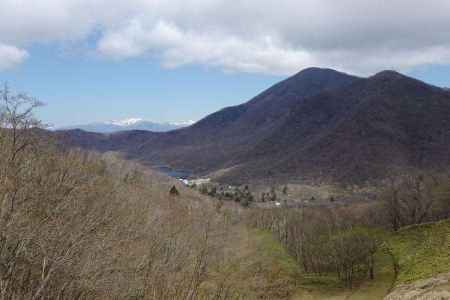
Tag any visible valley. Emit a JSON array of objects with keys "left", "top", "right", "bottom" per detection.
[
  {"left": 3, "top": 1, "right": 450, "bottom": 299},
  {"left": 1, "top": 67, "right": 450, "bottom": 299}
]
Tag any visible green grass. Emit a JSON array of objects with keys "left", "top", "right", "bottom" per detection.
[
  {"left": 254, "top": 229, "right": 299, "bottom": 276},
  {"left": 385, "top": 219, "right": 450, "bottom": 284}
]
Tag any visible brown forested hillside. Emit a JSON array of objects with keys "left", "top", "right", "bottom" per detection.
[{"left": 57, "top": 69, "right": 450, "bottom": 185}]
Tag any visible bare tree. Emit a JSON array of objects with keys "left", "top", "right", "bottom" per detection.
[
  {"left": 381, "top": 171, "right": 445, "bottom": 230},
  {"left": 0, "top": 86, "right": 237, "bottom": 299}
]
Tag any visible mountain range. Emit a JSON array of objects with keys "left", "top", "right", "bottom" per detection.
[
  {"left": 56, "top": 68, "right": 450, "bottom": 185},
  {"left": 57, "top": 118, "right": 194, "bottom": 133}
]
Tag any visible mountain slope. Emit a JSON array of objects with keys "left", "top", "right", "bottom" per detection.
[
  {"left": 58, "top": 68, "right": 450, "bottom": 184},
  {"left": 59, "top": 68, "right": 358, "bottom": 174},
  {"left": 221, "top": 71, "right": 450, "bottom": 183},
  {"left": 131, "top": 68, "right": 358, "bottom": 172}
]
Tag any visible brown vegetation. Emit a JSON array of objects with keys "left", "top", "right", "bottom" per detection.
[
  {"left": 0, "top": 86, "right": 237, "bottom": 299},
  {"left": 379, "top": 171, "right": 450, "bottom": 231}
]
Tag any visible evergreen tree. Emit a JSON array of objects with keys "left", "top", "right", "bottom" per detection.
[{"left": 169, "top": 185, "right": 180, "bottom": 196}]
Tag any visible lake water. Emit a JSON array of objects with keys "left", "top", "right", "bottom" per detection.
[{"left": 155, "top": 165, "right": 192, "bottom": 179}]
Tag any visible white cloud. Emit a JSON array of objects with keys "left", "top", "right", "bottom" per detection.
[
  {"left": 0, "top": 43, "right": 28, "bottom": 70},
  {"left": 97, "top": 20, "right": 313, "bottom": 74},
  {"left": 1, "top": 0, "right": 450, "bottom": 75}
]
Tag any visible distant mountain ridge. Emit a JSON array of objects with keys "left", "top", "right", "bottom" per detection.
[
  {"left": 57, "top": 68, "right": 450, "bottom": 185},
  {"left": 58, "top": 118, "right": 194, "bottom": 133}
]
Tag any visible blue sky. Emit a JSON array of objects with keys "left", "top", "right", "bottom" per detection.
[
  {"left": 1, "top": 1, "right": 450, "bottom": 127},
  {"left": 0, "top": 44, "right": 283, "bottom": 126}
]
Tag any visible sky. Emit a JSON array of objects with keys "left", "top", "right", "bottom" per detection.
[{"left": 0, "top": 0, "right": 450, "bottom": 127}]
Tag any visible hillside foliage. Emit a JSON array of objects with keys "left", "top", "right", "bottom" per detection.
[{"left": 0, "top": 86, "right": 237, "bottom": 299}]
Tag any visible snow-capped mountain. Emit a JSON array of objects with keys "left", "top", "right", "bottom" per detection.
[
  {"left": 58, "top": 118, "right": 195, "bottom": 133},
  {"left": 109, "top": 118, "right": 145, "bottom": 126}
]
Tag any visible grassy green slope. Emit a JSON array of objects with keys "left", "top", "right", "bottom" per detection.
[
  {"left": 216, "top": 219, "right": 450, "bottom": 299},
  {"left": 386, "top": 219, "right": 450, "bottom": 284}
]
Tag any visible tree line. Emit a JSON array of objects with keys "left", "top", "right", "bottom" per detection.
[{"left": 246, "top": 170, "right": 450, "bottom": 288}]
